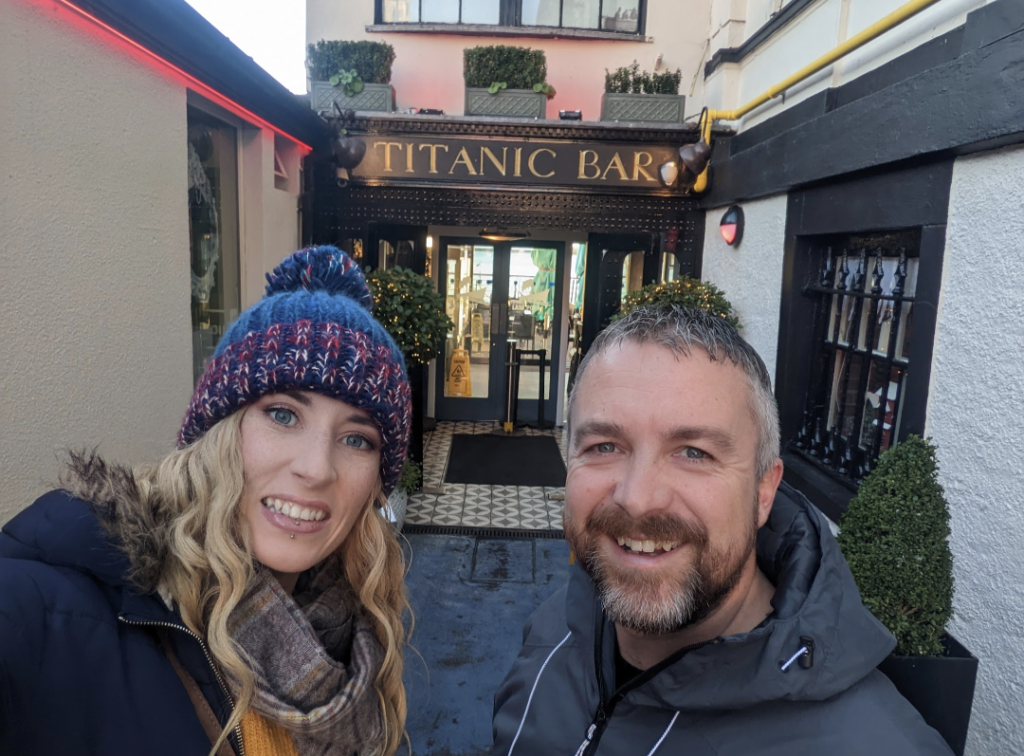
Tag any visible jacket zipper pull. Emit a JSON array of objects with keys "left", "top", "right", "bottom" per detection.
[{"left": 573, "top": 723, "right": 597, "bottom": 756}]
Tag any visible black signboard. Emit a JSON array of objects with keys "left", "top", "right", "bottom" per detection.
[{"left": 350, "top": 136, "right": 679, "bottom": 191}]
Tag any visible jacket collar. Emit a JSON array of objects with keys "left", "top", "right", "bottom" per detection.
[{"left": 564, "top": 481, "right": 897, "bottom": 711}]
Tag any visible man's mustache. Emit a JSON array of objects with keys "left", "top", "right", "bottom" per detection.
[{"left": 584, "top": 506, "right": 708, "bottom": 548}]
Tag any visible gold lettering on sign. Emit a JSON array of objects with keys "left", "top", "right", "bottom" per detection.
[
  {"left": 418, "top": 143, "right": 449, "bottom": 174},
  {"left": 528, "top": 148, "right": 556, "bottom": 178},
  {"left": 374, "top": 142, "right": 404, "bottom": 172},
  {"left": 406, "top": 143, "right": 415, "bottom": 173},
  {"left": 602, "top": 152, "right": 630, "bottom": 181},
  {"left": 449, "top": 147, "right": 478, "bottom": 175},
  {"left": 480, "top": 146, "right": 508, "bottom": 176},
  {"left": 633, "top": 151, "right": 655, "bottom": 182},
  {"left": 513, "top": 147, "right": 523, "bottom": 177},
  {"left": 578, "top": 150, "right": 600, "bottom": 179}
]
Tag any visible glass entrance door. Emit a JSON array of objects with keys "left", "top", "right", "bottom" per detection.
[{"left": 436, "top": 238, "right": 565, "bottom": 423}]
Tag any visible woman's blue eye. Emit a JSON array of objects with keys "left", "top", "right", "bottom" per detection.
[
  {"left": 344, "top": 434, "right": 371, "bottom": 450},
  {"left": 268, "top": 408, "right": 298, "bottom": 426}
]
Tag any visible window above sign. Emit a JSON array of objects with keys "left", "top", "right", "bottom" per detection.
[{"left": 374, "top": 0, "right": 646, "bottom": 36}]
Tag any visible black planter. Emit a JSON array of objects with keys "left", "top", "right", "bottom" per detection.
[{"left": 878, "top": 634, "right": 978, "bottom": 756}]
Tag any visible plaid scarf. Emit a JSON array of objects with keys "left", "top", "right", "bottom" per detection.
[{"left": 226, "top": 559, "right": 385, "bottom": 756}]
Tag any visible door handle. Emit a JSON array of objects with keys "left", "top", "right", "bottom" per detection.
[{"left": 491, "top": 301, "right": 507, "bottom": 343}]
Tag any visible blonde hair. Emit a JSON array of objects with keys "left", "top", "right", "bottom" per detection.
[{"left": 64, "top": 409, "right": 409, "bottom": 756}]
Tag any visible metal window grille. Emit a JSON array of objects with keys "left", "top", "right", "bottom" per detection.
[{"left": 792, "top": 237, "right": 920, "bottom": 484}]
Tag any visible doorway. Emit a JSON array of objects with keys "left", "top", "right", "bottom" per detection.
[{"left": 435, "top": 237, "right": 565, "bottom": 423}]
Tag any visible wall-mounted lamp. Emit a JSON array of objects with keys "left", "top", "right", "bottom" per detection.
[
  {"left": 719, "top": 205, "right": 744, "bottom": 246},
  {"left": 479, "top": 228, "right": 531, "bottom": 242},
  {"left": 426, "top": 235, "right": 433, "bottom": 250},
  {"left": 657, "top": 140, "right": 712, "bottom": 191}
]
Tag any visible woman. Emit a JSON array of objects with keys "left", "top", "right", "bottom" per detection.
[{"left": 0, "top": 246, "right": 412, "bottom": 756}]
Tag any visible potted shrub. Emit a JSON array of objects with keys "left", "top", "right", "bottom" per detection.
[
  {"left": 307, "top": 40, "right": 396, "bottom": 114},
  {"left": 601, "top": 60, "right": 685, "bottom": 123},
  {"left": 365, "top": 266, "right": 454, "bottom": 467},
  {"left": 838, "top": 435, "right": 978, "bottom": 756},
  {"left": 463, "top": 45, "right": 555, "bottom": 119},
  {"left": 613, "top": 276, "right": 740, "bottom": 329},
  {"left": 385, "top": 460, "right": 422, "bottom": 529}
]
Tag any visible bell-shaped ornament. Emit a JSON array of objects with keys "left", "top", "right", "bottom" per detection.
[
  {"left": 678, "top": 140, "right": 711, "bottom": 176},
  {"left": 333, "top": 136, "right": 367, "bottom": 170}
]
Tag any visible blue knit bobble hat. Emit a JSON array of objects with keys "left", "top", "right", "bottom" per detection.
[{"left": 179, "top": 246, "right": 411, "bottom": 496}]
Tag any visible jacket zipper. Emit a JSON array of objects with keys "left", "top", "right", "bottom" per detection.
[
  {"left": 578, "top": 610, "right": 719, "bottom": 756},
  {"left": 117, "top": 616, "right": 246, "bottom": 756}
]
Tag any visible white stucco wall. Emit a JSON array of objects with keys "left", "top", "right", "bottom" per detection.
[
  {"left": 238, "top": 126, "right": 303, "bottom": 307},
  {"left": 705, "top": 0, "right": 993, "bottom": 129},
  {"left": 926, "top": 145, "right": 1024, "bottom": 756},
  {"left": 0, "top": 0, "right": 193, "bottom": 523},
  {"left": 0, "top": 0, "right": 303, "bottom": 524},
  {"left": 307, "top": 0, "right": 711, "bottom": 118},
  {"left": 701, "top": 194, "right": 788, "bottom": 384}
]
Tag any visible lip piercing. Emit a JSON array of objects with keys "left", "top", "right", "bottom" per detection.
[{"left": 289, "top": 534, "right": 295, "bottom": 539}]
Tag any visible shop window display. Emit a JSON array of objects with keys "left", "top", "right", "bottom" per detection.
[{"left": 187, "top": 107, "right": 240, "bottom": 383}]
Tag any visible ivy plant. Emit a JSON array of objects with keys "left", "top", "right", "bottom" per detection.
[
  {"left": 837, "top": 435, "right": 955, "bottom": 656},
  {"left": 614, "top": 276, "right": 740, "bottom": 330},
  {"left": 365, "top": 266, "right": 454, "bottom": 366},
  {"left": 329, "top": 69, "right": 364, "bottom": 97}
]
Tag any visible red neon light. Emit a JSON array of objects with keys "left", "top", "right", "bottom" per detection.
[
  {"left": 54, "top": 0, "right": 312, "bottom": 153},
  {"left": 720, "top": 223, "right": 738, "bottom": 245}
]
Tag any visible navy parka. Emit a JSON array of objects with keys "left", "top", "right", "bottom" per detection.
[{"left": 0, "top": 490, "right": 241, "bottom": 755}]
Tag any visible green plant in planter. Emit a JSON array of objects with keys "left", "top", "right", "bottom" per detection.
[
  {"left": 464, "top": 45, "right": 556, "bottom": 98},
  {"left": 397, "top": 460, "right": 423, "bottom": 495},
  {"left": 604, "top": 60, "right": 682, "bottom": 94},
  {"left": 364, "top": 266, "right": 453, "bottom": 366},
  {"left": 328, "top": 69, "right": 364, "bottom": 97},
  {"left": 837, "top": 435, "right": 955, "bottom": 656},
  {"left": 613, "top": 277, "right": 740, "bottom": 330},
  {"left": 307, "top": 40, "right": 396, "bottom": 84}
]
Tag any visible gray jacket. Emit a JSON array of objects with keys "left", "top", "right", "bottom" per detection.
[{"left": 492, "top": 482, "right": 953, "bottom": 756}]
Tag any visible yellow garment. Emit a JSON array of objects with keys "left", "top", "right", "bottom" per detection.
[{"left": 241, "top": 709, "right": 300, "bottom": 756}]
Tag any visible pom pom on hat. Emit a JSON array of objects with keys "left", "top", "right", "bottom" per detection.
[
  {"left": 265, "top": 246, "right": 374, "bottom": 311},
  {"left": 179, "top": 245, "right": 411, "bottom": 495}
]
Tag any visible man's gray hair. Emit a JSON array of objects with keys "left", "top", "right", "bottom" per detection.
[{"left": 568, "top": 306, "right": 780, "bottom": 479}]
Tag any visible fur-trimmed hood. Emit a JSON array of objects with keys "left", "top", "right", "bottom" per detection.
[
  {"left": 0, "top": 484, "right": 242, "bottom": 756},
  {"left": 44, "top": 451, "right": 172, "bottom": 592}
]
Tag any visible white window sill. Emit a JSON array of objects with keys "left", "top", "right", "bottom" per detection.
[{"left": 366, "top": 23, "right": 652, "bottom": 43}]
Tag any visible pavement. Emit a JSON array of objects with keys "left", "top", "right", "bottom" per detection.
[{"left": 400, "top": 533, "right": 572, "bottom": 756}]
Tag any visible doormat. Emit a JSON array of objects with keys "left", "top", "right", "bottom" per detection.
[{"left": 444, "top": 434, "right": 567, "bottom": 487}]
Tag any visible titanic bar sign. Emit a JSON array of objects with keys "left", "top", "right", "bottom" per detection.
[{"left": 349, "top": 136, "right": 681, "bottom": 190}]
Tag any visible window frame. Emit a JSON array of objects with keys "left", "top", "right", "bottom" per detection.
[
  {"left": 774, "top": 162, "right": 950, "bottom": 521},
  {"left": 374, "top": 0, "right": 648, "bottom": 37}
]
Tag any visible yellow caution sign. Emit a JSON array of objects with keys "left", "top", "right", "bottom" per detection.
[{"left": 449, "top": 349, "right": 472, "bottom": 397}]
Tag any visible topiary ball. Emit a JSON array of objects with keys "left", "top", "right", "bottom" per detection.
[{"left": 837, "top": 435, "right": 954, "bottom": 656}]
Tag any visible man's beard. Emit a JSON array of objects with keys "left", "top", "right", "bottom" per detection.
[{"left": 564, "top": 504, "right": 757, "bottom": 635}]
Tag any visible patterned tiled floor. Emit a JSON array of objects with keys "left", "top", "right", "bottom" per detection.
[{"left": 404, "top": 421, "right": 567, "bottom": 530}]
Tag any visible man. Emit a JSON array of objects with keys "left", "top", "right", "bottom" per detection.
[{"left": 492, "top": 306, "right": 952, "bottom": 756}]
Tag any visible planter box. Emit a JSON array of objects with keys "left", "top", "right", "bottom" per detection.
[
  {"left": 878, "top": 634, "right": 978, "bottom": 756},
  {"left": 465, "top": 87, "right": 546, "bottom": 119},
  {"left": 385, "top": 489, "right": 408, "bottom": 530},
  {"left": 310, "top": 81, "right": 394, "bottom": 114},
  {"left": 600, "top": 93, "right": 686, "bottom": 123}
]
